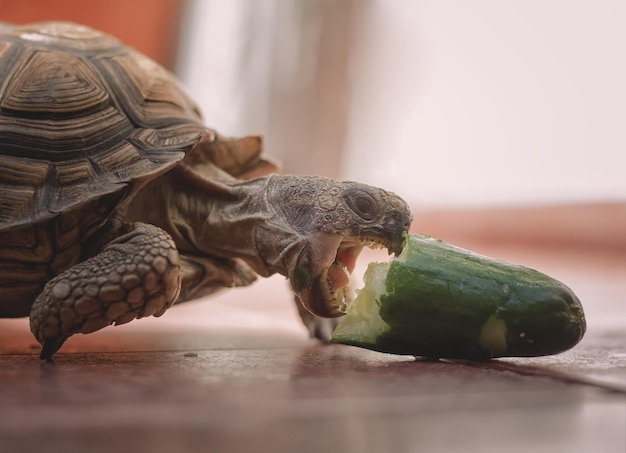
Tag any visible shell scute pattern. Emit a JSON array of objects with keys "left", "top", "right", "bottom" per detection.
[
  {"left": 0, "top": 49, "right": 111, "bottom": 117},
  {"left": 0, "top": 22, "right": 206, "bottom": 232},
  {"left": 0, "top": 22, "right": 208, "bottom": 317},
  {"left": 99, "top": 51, "right": 202, "bottom": 127}
]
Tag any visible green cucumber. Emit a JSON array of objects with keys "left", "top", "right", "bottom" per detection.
[{"left": 331, "top": 234, "right": 586, "bottom": 359}]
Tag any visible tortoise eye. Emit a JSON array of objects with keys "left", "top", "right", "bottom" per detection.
[{"left": 345, "top": 191, "right": 378, "bottom": 221}]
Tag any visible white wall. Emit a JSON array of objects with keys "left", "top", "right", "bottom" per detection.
[
  {"left": 342, "top": 0, "right": 626, "bottom": 207},
  {"left": 176, "top": 0, "right": 277, "bottom": 136},
  {"left": 178, "top": 0, "right": 626, "bottom": 208}
]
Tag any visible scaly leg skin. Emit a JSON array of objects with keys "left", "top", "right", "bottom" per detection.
[{"left": 30, "top": 223, "right": 181, "bottom": 360}]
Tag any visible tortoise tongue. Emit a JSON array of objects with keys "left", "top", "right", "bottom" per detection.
[
  {"left": 326, "top": 245, "right": 363, "bottom": 289},
  {"left": 327, "top": 261, "right": 350, "bottom": 289}
]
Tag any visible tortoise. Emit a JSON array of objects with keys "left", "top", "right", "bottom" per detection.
[{"left": 0, "top": 21, "right": 412, "bottom": 360}]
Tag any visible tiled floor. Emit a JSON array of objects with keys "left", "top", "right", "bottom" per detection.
[{"left": 0, "top": 243, "right": 624, "bottom": 453}]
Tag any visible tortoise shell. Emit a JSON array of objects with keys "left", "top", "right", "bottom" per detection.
[
  {"left": 0, "top": 22, "right": 209, "bottom": 316},
  {"left": 0, "top": 21, "right": 207, "bottom": 230}
]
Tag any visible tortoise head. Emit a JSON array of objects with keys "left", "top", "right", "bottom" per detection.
[
  {"left": 263, "top": 176, "right": 412, "bottom": 317},
  {"left": 131, "top": 151, "right": 412, "bottom": 318}
]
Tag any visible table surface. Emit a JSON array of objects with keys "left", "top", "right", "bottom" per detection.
[{"left": 0, "top": 243, "right": 624, "bottom": 453}]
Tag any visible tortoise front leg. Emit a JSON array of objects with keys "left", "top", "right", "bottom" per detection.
[{"left": 30, "top": 223, "right": 181, "bottom": 360}]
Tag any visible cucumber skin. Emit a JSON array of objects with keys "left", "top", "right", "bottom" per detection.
[{"left": 338, "top": 235, "right": 586, "bottom": 360}]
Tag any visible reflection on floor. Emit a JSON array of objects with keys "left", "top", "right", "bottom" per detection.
[{"left": 1, "top": 241, "right": 624, "bottom": 453}]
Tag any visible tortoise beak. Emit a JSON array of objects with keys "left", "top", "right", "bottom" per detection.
[
  {"left": 293, "top": 235, "right": 409, "bottom": 319},
  {"left": 292, "top": 261, "right": 351, "bottom": 318},
  {"left": 287, "top": 182, "right": 413, "bottom": 318}
]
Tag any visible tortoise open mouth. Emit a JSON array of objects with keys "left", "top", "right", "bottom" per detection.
[{"left": 296, "top": 236, "right": 403, "bottom": 318}]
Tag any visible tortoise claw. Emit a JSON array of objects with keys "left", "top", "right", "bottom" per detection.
[
  {"left": 40, "top": 337, "right": 67, "bottom": 360},
  {"left": 29, "top": 223, "right": 181, "bottom": 358}
]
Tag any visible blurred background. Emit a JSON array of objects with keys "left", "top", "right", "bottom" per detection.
[
  {"left": 176, "top": 0, "right": 625, "bottom": 208},
  {"left": 1, "top": 0, "right": 623, "bottom": 252},
  {"left": 175, "top": 0, "right": 626, "bottom": 252}
]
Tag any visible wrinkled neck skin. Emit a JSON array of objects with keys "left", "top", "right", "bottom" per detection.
[
  {"left": 180, "top": 173, "right": 308, "bottom": 279},
  {"left": 127, "top": 157, "right": 412, "bottom": 317},
  {"left": 128, "top": 163, "right": 309, "bottom": 279}
]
